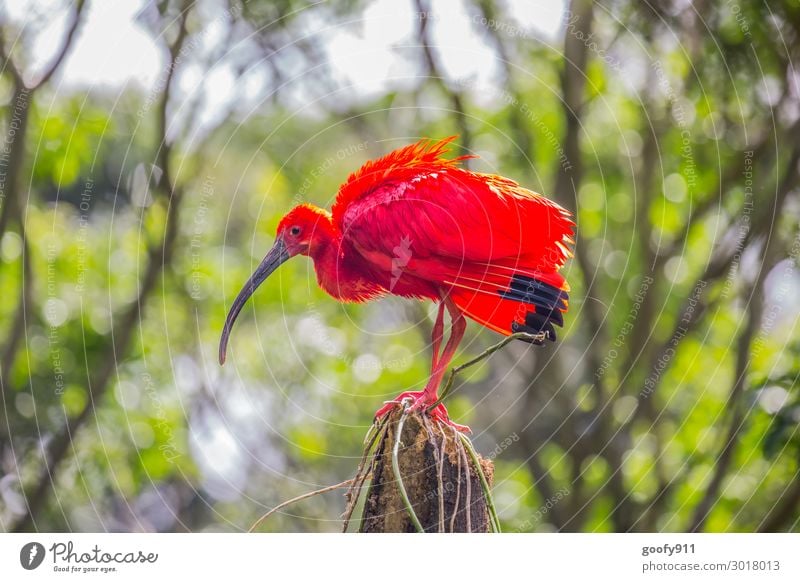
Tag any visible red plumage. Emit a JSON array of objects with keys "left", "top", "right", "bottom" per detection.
[{"left": 220, "top": 137, "right": 574, "bottom": 431}]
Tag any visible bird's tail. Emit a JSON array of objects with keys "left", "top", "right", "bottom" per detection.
[{"left": 446, "top": 264, "right": 569, "bottom": 344}]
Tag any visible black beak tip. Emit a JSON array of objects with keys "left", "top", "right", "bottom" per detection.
[{"left": 218, "top": 334, "right": 229, "bottom": 366}]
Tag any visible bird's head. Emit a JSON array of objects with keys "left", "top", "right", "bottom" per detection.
[
  {"left": 218, "top": 204, "right": 331, "bottom": 365},
  {"left": 276, "top": 203, "right": 333, "bottom": 256}
]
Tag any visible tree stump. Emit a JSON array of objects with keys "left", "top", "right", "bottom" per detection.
[{"left": 359, "top": 409, "right": 494, "bottom": 533}]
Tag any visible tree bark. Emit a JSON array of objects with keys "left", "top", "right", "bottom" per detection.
[{"left": 360, "top": 410, "right": 494, "bottom": 533}]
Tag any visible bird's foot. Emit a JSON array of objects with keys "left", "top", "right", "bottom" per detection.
[
  {"left": 373, "top": 390, "right": 471, "bottom": 434},
  {"left": 426, "top": 404, "right": 472, "bottom": 434},
  {"left": 373, "top": 390, "right": 424, "bottom": 419}
]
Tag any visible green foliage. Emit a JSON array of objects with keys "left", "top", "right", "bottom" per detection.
[{"left": 1, "top": 0, "right": 799, "bottom": 534}]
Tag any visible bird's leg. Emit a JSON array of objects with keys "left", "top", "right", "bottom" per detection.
[
  {"left": 406, "top": 297, "right": 465, "bottom": 410},
  {"left": 414, "top": 297, "right": 470, "bottom": 432},
  {"left": 375, "top": 297, "right": 470, "bottom": 433},
  {"left": 430, "top": 301, "right": 446, "bottom": 374},
  {"left": 373, "top": 302, "right": 446, "bottom": 420}
]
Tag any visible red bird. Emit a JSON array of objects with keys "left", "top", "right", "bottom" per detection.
[{"left": 219, "top": 137, "right": 573, "bottom": 431}]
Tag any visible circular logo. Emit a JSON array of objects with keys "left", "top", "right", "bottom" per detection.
[{"left": 20, "top": 542, "right": 46, "bottom": 570}]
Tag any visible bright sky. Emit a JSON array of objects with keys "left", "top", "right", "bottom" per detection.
[{"left": 8, "top": 0, "right": 566, "bottom": 97}]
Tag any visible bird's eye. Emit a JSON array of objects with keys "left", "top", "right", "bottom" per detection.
[{"left": 290, "top": 226, "right": 301, "bottom": 236}]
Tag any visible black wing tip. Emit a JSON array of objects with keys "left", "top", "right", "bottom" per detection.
[
  {"left": 504, "top": 274, "right": 569, "bottom": 308},
  {"left": 503, "top": 275, "right": 567, "bottom": 344}
]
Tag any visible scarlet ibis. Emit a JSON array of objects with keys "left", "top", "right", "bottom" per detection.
[{"left": 219, "top": 137, "right": 573, "bottom": 431}]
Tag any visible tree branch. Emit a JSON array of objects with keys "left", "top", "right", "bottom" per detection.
[
  {"left": 0, "top": 83, "right": 32, "bottom": 264},
  {"left": 758, "top": 473, "right": 800, "bottom": 532},
  {"left": 0, "top": 228, "right": 32, "bottom": 451},
  {"left": 552, "top": 0, "right": 638, "bottom": 532},
  {"left": 413, "top": 0, "right": 472, "bottom": 160},
  {"left": 554, "top": 0, "right": 607, "bottom": 407},
  {"left": 688, "top": 147, "right": 800, "bottom": 531},
  {"left": 630, "top": 140, "right": 800, "bottom": 422},
  {"left": 31, "top": 0, "right": 87, "bottom": 89},
  {"left": 0, "top": 26, "right": 23, "bottom": 86},
  {"left": 471, "top": 0, "right": 533, "bottom": 162},
  {"left": 687, "top": 248, "right": 775, "bottom": 532},
  {"left": 0, "top": 227, "right": 32, "bottom": 394},
  {"left": 11, "top": 1, "right": 193, "bottom": 532}
]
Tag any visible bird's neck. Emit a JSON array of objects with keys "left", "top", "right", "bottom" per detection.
[
  {"left": 306, "top": 212, "right": 341, "bottom": 277},
  {"left": 306, "top": 211, "right": 339, "bottom": 260},
  {"left": 306, "top": 214, "right": 377, "bottom": 301}
]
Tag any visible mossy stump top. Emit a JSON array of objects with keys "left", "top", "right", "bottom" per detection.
[{"left": 359, "top": 409, "right": 494, "bottom": 533}]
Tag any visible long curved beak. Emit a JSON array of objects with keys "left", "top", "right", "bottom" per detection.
[{"left": 219, "top": 237, "right": 290, "bottom": 365}]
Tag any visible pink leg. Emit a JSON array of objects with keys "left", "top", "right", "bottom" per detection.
[
  {"left": 430, "top": 301, "right": 445, "bottom": 374},
  {"left": 374, "top": 295, "right": 470, "bottom": 433},
  {"left": 408, "top": 295, "right": 465, "bottom": 410}
]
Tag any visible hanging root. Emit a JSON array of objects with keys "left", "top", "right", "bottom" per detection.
[
  {"left": 249, "top": 479, "right": 354, "bottom": 532},
  {"left": 341, "top": 413, "right": 391, "bottom": 532},
  {"left": 421, "top": 414, "right": 447, "bottom": 532},
  {"left": 392, "top": 400, "right": 425, "bottom": 532},
  {"left": 460, "top": 432, "right": 502, "bottom": 532},
  {"left": 449, "top": 424, "right": 462, "bottom": 532},
  {"left": 459, "top": 430, "right": 473, "bottom": 532}
]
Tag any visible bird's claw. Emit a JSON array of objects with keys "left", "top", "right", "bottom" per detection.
[
  {"left": 374, "top": 393, "right": 415, "bottom": 420},
  {"left": 425, "top": 402, "right": 472, "bottom": 434},
  {"left": 373, "top": 390, "right": 471, "bottom": 434}
]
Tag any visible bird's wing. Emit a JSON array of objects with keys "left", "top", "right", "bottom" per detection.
[
  {"left": 331, "top": 137, "right": 574, "bottom": 339},
  {"left": 333, "top": 162, "right": 574, "bottom": 273},
  {"left": 331, "top": 136, "right": 468, "bottom": 223}
]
